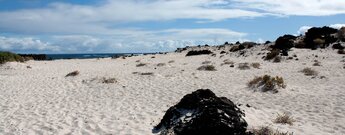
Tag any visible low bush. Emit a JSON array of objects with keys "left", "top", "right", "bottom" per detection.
[
  {"left": 300, "top": 68, "right": 318, "bottom": 76},
  {"left": 273, "top": 113, "right": 295, "bottom": 126},
  {"left": 247, "top": 75, "right": 286, "bottom": 93},
  {"left": 251, "top": 63, "right": 261, "bottom": 69},
  {"left": 136, "top": 63, "right": 147, "bottom": 67},
  {"left": 273, "top": 56, "right": 282, "bottom": 63},
  {"left": 265, "top": 49, "right": 280, "bottom": 61},
  {"left": 313, "top": 61, "right": 321, "bottom": 66},
  {"left": 238, "top": 63, "right": 250, "bottom": 70},
  {"left": 0, "top": 51, "right": 24, "bottom": 64},
  {"left": 252, "top": 126, "right": 294, "bottom": 135},
  {"left": 157, "top": 63, "right": 166, "bottom": 67},
  {"left": 230, "top": 45, "right": 245, "bottom": 52},
  {"left": 221, "top": 59, "right": 234, "bottom": 66},
  {"left": 197, "top": 65, "right": 216, "bottom": 71},
  {"left": 202, "top": 61, "right": 212, "bottom": 64},
  {"left": 140, "top": 72, "right": 154, "bottom": 75},
  {"left": 101, "top": 77, "right": 117, "bottom": 84}
]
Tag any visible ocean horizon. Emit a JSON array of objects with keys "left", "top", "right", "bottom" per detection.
[{"left": 45, "top": 53, "right": 153, "bottom": 60}]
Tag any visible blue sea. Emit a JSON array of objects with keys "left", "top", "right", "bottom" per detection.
[{"left": 46, "top": 53, "right": 149, "bottom": 60}]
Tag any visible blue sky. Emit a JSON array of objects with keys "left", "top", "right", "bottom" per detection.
[{"left": 0, "top": 0, "right": 345, "bottom": 54}]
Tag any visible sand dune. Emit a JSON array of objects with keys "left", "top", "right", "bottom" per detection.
[{"left": 1, "top": 46, "right": 345, "bottom": 134}]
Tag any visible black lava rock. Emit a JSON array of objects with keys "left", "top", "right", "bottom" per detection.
[
  {"left": 332, "top": 43, "right": 345, "bottom": 50},
  {"left": 273, "top": 34, "right": 296, "bottom": 52},
  {"left": 153, "top": 89, "right": 251, "bottom": 135},
  {"left": 304, "top": 26, "right": 338, "bottom": 49},
  {"left": 186, "top": 50, "right": 213, "bottom": 56}
]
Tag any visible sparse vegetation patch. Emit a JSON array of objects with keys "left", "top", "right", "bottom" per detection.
[
  {"left": 273, "top": 113, "right": 295, "bottom": 126},
  {"left": 197, "top": 65, "right": 216, "bottom": 71},
  {"left": 251, "top": 63, "right": 261, "bottom": 69},
  {"left": 136, "top": 63, "right": 147, "bottom": 67},
  {"left": 157, "top": 63, "right": 166, "bottom": 67},
  {"left": 0, "top": 51, "right": 24, "bottom": 64},
  {"left": 252, "top": 126, "right": 294, "bottom": 135},
  {"left": 238, "top": 63, "right": 250, "bottom": 70},
  {"left": 247, "top": 75, "right": 286, "bottom": 93},
  {"left": 300, "top": 68, "right": 318, "bottom": 76}
]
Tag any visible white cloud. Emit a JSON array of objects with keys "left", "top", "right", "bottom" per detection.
[
  {"left": 0, "top": 28, "right": 246, "bottom": 53},
  {"left": 329, "top": 24, "right": 345, "bottom": 29},
  {"left": 0, "top": 0, "right": 265, "bottom": 34},
  {"left": 297, "top": 24, "right": 345, "bottom": 35},
  {"left": 0, "top": 36, "right": 60, "bottom": 53},
  {"left": 297, "top": 26, "right": 313, "bottom": 35},
  {"left": 231, "top": 0, "right": 345, "bottom": 16}
]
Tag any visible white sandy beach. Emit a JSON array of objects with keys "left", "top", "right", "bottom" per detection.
[{"left": 1, "top": 46, "right": 345, "bottom": 135}]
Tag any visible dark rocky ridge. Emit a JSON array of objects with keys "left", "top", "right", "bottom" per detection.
[{"left": 153, "top": 89, "right": 252, "bottom": 135}]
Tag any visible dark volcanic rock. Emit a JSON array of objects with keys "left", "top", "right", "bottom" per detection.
[
  {"left": 304, "top": 26, "right": 338, "bottom": 49},
  {"left": 153, "top": 89, "right": 251, "bottom": 135},
  {"left": 273, "top": 34, "right": 296, "bottom": 52},
  {"left": 185, "top": 50, "right": 213, "bottom": 56},
  {"left": 332, "top": 43, "right": 345, "bottom": 50}
]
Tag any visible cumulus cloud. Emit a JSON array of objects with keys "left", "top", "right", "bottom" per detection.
[
  {"left": 329, "top": 24, "right": 345, "bottom": 29},
  {"left": 297, "top": 26, "right": 313, "bottom": 35},
  {"left": 231, "top": 0, "right": 345, "bottom": 16},
  {"left": 0, "top": 36, "right": 60, "bottom": 53},
  {"left": 0, "top": 0, "right": 265, "bottom": 34},
  {"left": 0, "top": 28, "right": 245, "bottom": 53},
  {"left": 297, "top": 24, "right": 345, "bottom": 35}
]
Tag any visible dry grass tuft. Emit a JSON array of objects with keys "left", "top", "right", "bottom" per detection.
[
  {"left": 221, "top": 59, "right": 234, "bottom": 66},
  {"left": 300, "top": 68, "right": 318, "bottom": 76},
  {"left": 248, "top": 75, "right": 286, "bottom": 93},
  {"left": 252, "top": 126, "right": 294, "bottom": 135},
  {"left": 139, "top": 72, "right": 154, "bottom": 75},
  {"left": 65, "top": 70, "right": 80, "bottom": 77},
  {"left": 157, "top": 63, "right": 166, "bottom": 67},
  {"left": 202, "top": 61, "right": 212, "bottom": 64},
  {"left": 273, "top": 113, "right": 295, "bottom": 126},
  {"left": 101, "top": 77, "right": 117, "bottom": 84},
  {"left": 313, "top": 62, "right": 321, "bottom": 66},
  {"left": 238, "top": 63, "right": 250, "bottom": 70},
  {"left": 273, "top": 56, "right": 282, "bottom": 63},
  {"left": 265, "top": 49, "right": 280, "bottom": 61},
  {"left": 251, "top": 63, "right": 261, "bottom": 69},
  {"left": 136, "top": 63, "right": 147, "bottom": 67},
  {"left": 197, "top": 65, "right": 216, "bottom": 71}
]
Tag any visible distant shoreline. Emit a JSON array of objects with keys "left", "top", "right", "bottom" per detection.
[{"left": 18, "top": 53, "right": 160, "bottom": 60}]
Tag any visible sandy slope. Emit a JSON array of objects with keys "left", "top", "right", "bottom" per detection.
[{"left": 0, "top": 46, "right": 345, "bottom": 135}]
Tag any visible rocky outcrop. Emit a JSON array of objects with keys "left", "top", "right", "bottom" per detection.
[
  {"left": 153, "top": 89, "right": 251, "bottom": 135},
  {"left": 185, "top": 50, "right": 213, "bottom": 56},
  {"left": 273, "top": 35, "right": 296, "bottom": 54},
  {"left": 304, "top": 26, "right": 338, "bottom": 49}
]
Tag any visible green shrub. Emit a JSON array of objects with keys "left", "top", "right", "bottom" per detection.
[{"left": 0, "top": 51, "right": 24, "bottom": 64}]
